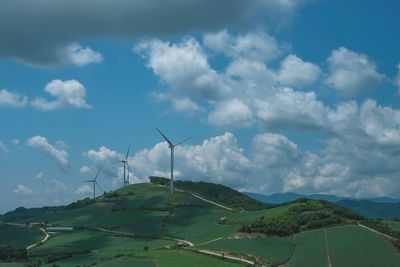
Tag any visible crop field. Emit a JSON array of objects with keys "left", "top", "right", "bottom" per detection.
[
  {"left": 327, "top": 225, "right": 400, "bottom": 267},
  {"left": 0, "top": 223, "right": 43, "bottom": 247},
  {"left": 196, "top": 236, "right": 294, "bottom": 265},
  {"left": 136, "top": 249, "right": 245, "bottom": 267},
  {"left": 287, "top": 228, "right": 328, "bottom": 267},
  {"left": 166, "top": 207, "right": 239, "bottom": 244},
  {"left": 31, "top": 229, "right": 174, "bottom": 256}
]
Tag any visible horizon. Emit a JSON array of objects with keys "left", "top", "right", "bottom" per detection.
[{"left": 1, "top": 0, "right": 400, "bottom": 214}]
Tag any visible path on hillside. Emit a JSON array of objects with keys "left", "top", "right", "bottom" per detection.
[
  {"left": 357, "top": 223, "right": 398, "bottom": 240},
  {"left": 324, "top": 228, "right": 332, "bottom": 267},
  {"left": 188, "top": 248, "right": 269, "bottom": 267},
  {"left": 91, "top": 226, "right": 194, "bottom": 247},
  {"left": 26, "top": 228, "right": 50, "bottom": 250},
  {"left": 189, "top": 192, "right": 233, "bottom": 211}
]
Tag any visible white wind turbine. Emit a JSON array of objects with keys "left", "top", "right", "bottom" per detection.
[
  {"left": 155, "top": 128, "right": 192, "bottom": 194},
  {"left": 83, "top": 168, "right": 103, "bottom": 199},
  {"left": 119, "top": 145, "right": 130, "bottom": 187}
]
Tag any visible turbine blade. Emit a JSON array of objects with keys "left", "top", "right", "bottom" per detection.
[
  {"left": 127, "top": 164, "right": 130, "bottom": 184},
  {"left": 94, "top": 168, "right": 101, "bottom": 181},
  {"left": 83, "top": 180, "right": 94, "bottom": 183},
  {"left": 125, "top": 144, "right": 130, "bottom": 160},
  {"left": 155, "top": 128, "right": 173, "bottom": 146},
  {"left": 174, "top": 136, "right": 193, "bottom": 146},
  {"left": 96, "top": 182, "right": 104, "bottom": 193}
]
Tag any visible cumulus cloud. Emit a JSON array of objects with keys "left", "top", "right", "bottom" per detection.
[
  {"left": 135, "top": 38, "right": 230, "bottom": 100},
  {"left": 79, "top": 165, "right": 92, "bottom": 174},
  {"left": 0, "top": 89, "right": 28, "bottom": 108},
  {"left": 12, "top": 139, "right": 20, "bottom": 145},
  {"left": 36, "top": 172, "right": 44, "bottom": 180},
  {"left": 75, "top": 184, "right": 93, "bottom": 195},
  {"left": 45, "top": 180, "right": 68, "bottom": 194},
  {"left": 204, "top": 30, "right": 283, "bottom": 61},
  {"left": 26, "top": 136, "right": 69, "bottom": 168},
  {"left": 208, "top": 99, "right": 254, "bottom": 128},
  {"left": 277, "top": 54, "right": 321, "bottom": 86},
  {"left": 13, "top": 185, "right": 34, "bottom": 196},
  {"left": 0, "top": 0, "right": 308, "bottom": 66},
  {"left": 61, "top": 44, "right": 103, "bottom": 66},
  {"left": 326, "top": 47, "right": 384, "bottom": 95},
  {"left": 31, "top": 80, "right": 90, "bottom": 111}
]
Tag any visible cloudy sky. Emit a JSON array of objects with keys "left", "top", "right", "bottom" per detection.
[{"left": 1, "top": 0, "right": 400, "bottom": 213}]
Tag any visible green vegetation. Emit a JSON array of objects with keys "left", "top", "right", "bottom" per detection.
[
  {"left": 388, "top": 220, "right": 400, "bottom": 232},
  {"left": 328, "top": 225, "right": 400, "bottom": 267},
  {"left": 0, "top": 223, "right": 43, "bottom": 247},
  {"left": 240, "top": 199, "right": 362, "bottom": 236},
  {"left": 287, "top": 228, "right": 328, "bottom": 267},
  {"left": 0, "top": 245, "right": 27, "bottom": 261},
  {"left": 136, "top": 249, "right": 245, "bottom": 267},
  {"left": 149, "top": 176, "right": 269, "bottom": 210},
  {"left": 196, "top": 237, "right": 294, "bottom": 265}
]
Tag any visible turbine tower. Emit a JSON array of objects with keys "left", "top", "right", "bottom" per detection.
[
  {"left": 119, "top": 145, "right": 130, "bottom": 187},
  {"left": 155, "top": 128, "right": 191, "bottom": 194},
  {"left": 83, "top": 168, "right": 103, "bottom": 199}
]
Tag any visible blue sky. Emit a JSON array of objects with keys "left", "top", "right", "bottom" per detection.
[{"left": 1, "top": 0, "right": 400, "bottom": 213}]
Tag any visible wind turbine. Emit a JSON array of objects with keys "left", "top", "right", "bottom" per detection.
[
  {"left": 155, "top": 128, "right": 192, "bottom": 194},
  {"left": 83, "top": 168, "right": 103, "bottom": 199},
  {"left": 119, "top": 145, "right": 130, "bottom": 187}
]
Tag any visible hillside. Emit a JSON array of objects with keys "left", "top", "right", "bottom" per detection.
[
  {"left": 0, "top": 181, "right": 399, "bottom": 267},
  {"left": 246, "top": 192, "right": 400, "bottom": 220}
]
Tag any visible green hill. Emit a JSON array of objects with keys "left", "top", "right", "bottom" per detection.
[{"left": 0, "top": 180, "right": 399, "bottom": 267}]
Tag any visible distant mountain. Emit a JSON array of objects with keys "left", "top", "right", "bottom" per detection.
[
  {"left": 336, "top": 199, "right": 400, "bottom": 220},
  {"left": 244, "top": 192, "right": 400, "bottom": 220}
]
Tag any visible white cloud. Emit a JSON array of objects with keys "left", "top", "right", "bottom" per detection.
[
  {"left": 152, "top": 92, "right": 202, "bottom": 113},
  {"left": 12, "top": 139, "right": 20, "bottom": 145},
  {"left": 75, "top": 184, "right": 92, "bottom": 195},
  {"left": 62, "top": 43, "right": 103, "bottom": 66},
  {"left": 255, "top": 88, "right": 328, "bottom": 130},
  {"left": 0, "top": 89, "right": 28, "bottom": 108},
  {"left": 13, "top": 185, "right": 34, "bottom": 196},
  {"left": 26, "top": 136, "right": 69, "bottom": 167},
  {"left": 31, "top": 80, "right": 90, "bottom": 111},
  {"left": 79, "top": 165, "right": 92, "bottom": 174},
  {"left": 36, "top": 172, "right": 44, "bottom": 180},
  {"left": 204, "top": 30, "right": 283, "bottom": 62},
  {"left": 326, "top": 47, "right": 384, "bottom": 95},
  {"left": 134, "top": 38, "right": 230, "bottom": 100},
  {"left": 129, "top": 132, "right": 252, "bottom": 187},
  {"left": 277, "top": 54, "right": 321, "bottom": 86},
  {"left": 208, "top": 99, "right": 254, "bottom": 128}
]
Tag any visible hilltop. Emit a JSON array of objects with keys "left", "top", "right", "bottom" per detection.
[{"left": 0, "top": 178, "right": 399, "bottom": 267}]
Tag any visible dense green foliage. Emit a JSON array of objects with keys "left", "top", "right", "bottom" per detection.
[
  {"left": 0, "top": 245, "right": 27, "bottom": 261},
  {"left": 0, "top": 224, "right": 43, "bottom": 248},
  {"left": 240, "top": 199, "right": 362, "bottom": 236},
  {"left": 65, "top": 198, "right": 95, "bottom": 209},
  {"left": 149, "top": 176, "right": 269, "bottom": 210}
]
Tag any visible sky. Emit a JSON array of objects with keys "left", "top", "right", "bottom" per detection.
[{"left": 1, "top": 0, "right": 400, "bottom": 213}]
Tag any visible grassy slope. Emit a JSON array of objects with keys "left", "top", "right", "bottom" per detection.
[
  {"left": 327, "top": 225, "right": 400, "bottom": 267},
  {"left": 287, "top": 228, "right": 328, "bottom": 267},
  {"left": 196, "top": 237, "right": 294, "bottom": 265},
  {"left": 0, "top": 223, "right": 43, "bottom": 247},
  {"left": 136, "top": 249, "right": 245, "bottom": 267},
  {"left": 388, "top": 221, "right": 400, "bottom": 232}
]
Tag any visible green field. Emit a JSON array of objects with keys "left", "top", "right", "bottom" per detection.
[
  {"left": 136, "top": 249, "right": 245, "bottom": 267},
  {"left": 388, "top": 221, "right": 400, "bottom": 232},
  {"left": 287, "top": 228, "right": 328, "bottom": 267},
  {"left": 327, "top": 225, "right": 400, "bottom": 267},
  {"left": 0, "top": 223, "right": 43, "bottom": 247},
  {"left": 224, "top": 205, "right": 290, "bottom": 224},
  {"left": 196, "top": 236, "right": 294, "bottom": 265}
]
